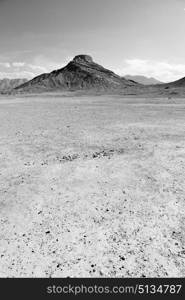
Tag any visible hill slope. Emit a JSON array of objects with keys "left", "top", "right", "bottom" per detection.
[
  {"left": 162, "top": 77, "right": 185, "bottom": 87},
  {"left": 15, "top": 55, "right": 138, "bottom": 93}
]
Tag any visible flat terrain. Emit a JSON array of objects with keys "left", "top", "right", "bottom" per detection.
[{"left": 0, "top": 94, "right": 185, "bottom": 277}]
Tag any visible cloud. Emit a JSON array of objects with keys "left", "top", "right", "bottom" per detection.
[
  {"left": 116, "top": 59, "right": 185, "bottom": 82},
  {"left": 12, "top": 61, "right": 46, "bottom": 72},
  {"left": 0, "top": 57, "right": 58, "bottom": 79},
  {"left": 0, "top": 62, "right": 11, "bottom": 68},
  {"left": 0, "top": 54, "right": 72, "bottom": 79},
  {"left": 27, "top": 64, "right": 47, "bottom": 72},
  {"left": 12, "top": 62, "right": 25, "bottom": 67},
  {"left": 0, "top": 61, "right": 39, "bottom": 79},
  {"left": 0, "top": 71, "right": 35, "bottom": 79}
]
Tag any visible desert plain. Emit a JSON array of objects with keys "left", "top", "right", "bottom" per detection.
[{"left": 0, "top": 94, "right": 185, "bottom": 277}]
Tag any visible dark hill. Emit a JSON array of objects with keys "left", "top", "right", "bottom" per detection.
[{"left": 14, "top": 55, "right": 138, "bottom": 93}]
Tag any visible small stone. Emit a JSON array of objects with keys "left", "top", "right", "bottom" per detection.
[{"left": 119, "top": 256, "right": 125, "bottom": 261}]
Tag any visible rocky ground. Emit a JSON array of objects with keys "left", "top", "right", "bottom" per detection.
[{"left": 0, "top": 94, "right": 185, "bottom": 277}]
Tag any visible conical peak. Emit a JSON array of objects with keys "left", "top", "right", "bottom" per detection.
[{"left": 73, "top": 55, "right": 93, "bottom": 64}]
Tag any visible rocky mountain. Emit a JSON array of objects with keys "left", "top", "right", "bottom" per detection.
[
  {"left": 124, "top": 75, "right": 162, "bottom": 85},
  {"left": 14, "top": 55, "right": 138, "bottom": 93},
  {"left": 0, "top": 78, "right": 28, "bottom": 92}
]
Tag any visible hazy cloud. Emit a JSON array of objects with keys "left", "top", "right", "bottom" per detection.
[
  {"left": 12, "top": 62, "right": 25, "bottom": 67},
  {"left": 12, "top": 61, "right": 46, "bottom": 72},
  {"left": 117, "top": 59, "right": 185, "bottom": 82},
  {"left": 0, "top": 71, "right": 35, "bottom": 79},
  {"left": 27, "top": 64, "right": 47, "bottom": 72},
  {"left": 0, "top": 55, "right": 69, "bottom": 79},
  {"left": 0, "top": 61, "right": 41, "bottom": 79},
  {"left": 0, "top": 62, "right": 11, "bottom": 68}
]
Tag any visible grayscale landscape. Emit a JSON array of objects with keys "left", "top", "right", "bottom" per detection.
[{"left": 1, "top": 0, "right": 185, "bottom": 280}]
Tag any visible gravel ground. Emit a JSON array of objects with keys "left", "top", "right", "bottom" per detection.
[{"left": 0, "top": 94, "right": 185, "bottom": 277}]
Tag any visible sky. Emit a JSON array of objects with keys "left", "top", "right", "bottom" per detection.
[{"left": 1, "top": 0, "right": 185, "bottom": 82}]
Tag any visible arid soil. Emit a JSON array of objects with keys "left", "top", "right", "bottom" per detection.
[{"left": 0, "top": 94, "right": 185, "bottom": 277}]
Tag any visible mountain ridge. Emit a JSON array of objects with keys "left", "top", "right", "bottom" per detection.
[
  {"left": 124, "top": 75, "right": 162, "bottom": 85},
  {"left": 0, "top": 78, "right": 28, "bottom": 92}
]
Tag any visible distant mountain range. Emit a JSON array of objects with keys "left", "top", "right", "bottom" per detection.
[
  {"left": 124, "top": 75, "right": 162, "bottom": 85},
  {"left": 0, "top": 78, "right": 28, "bottom": 92},
  {"left": 14, "top": 55, "right": 138, "bottom": 93}
]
